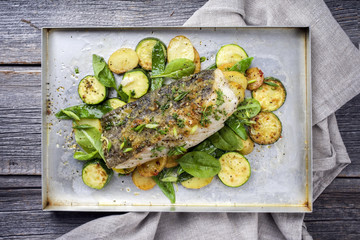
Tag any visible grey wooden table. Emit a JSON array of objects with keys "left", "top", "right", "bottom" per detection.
[{"left": 0, "top": 0, "right": 359, "bottom": 239}]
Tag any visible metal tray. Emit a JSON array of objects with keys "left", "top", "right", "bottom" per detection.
[{"left": 41, "top": 27, "right": 312, "bottom": 212}]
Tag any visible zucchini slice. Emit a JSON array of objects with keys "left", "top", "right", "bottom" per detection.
[
  {"left": 252, "top": 77, "right": 286, "bottom": 111},
  {"left": 249, "top": 112, "right": 282, "bottom": 145},
  {"left": 181, "top": 176, "right": 213, "bottom": 189},
  {"left": 167, "top": 35, "right": 195, "bottom": 62},
  {"left": 108, "top": 48, "right": 139, "bottom": 74},
  {"left": 246, "top": 67, "right": 264, "bottom": 91},
  {"left": 78, "top": 75, "right": 107, "bottom": 105},
  {"left": 216, "top": 44, "right": 248, "bottom": 67},
  {"left": 135, "top": 38, "right": 167, "bottom": 70},
  {"left": 120, "top": 69, "right": 149, "bottom": 98},
  {"left": 82, "top": 159, "right": 113, "bottom": 189},
  {"left": 193, "top": 47, "right": 201, "bottom": 73},
  {"left": 218, "top": 152, "right": 251, "bottom": 187},
  {"left": 106, "top": 98, "right": 127, "bottom": 110}
]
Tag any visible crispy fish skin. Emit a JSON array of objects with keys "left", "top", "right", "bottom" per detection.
[{"left": 101, "top": 69, "right": 238, "bottom": 169}]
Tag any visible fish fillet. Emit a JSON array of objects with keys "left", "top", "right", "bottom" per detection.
[{"left": 101, "top": 69, "right": 239, "bottom": 169}]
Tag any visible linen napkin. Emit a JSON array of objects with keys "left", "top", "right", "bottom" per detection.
[{"left": 58, "top": 0, "right": 360, "bottom": 239}]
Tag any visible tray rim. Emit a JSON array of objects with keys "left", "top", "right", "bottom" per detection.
[{"left": 41, "top": 26, "right": 312, "bottom": 212}]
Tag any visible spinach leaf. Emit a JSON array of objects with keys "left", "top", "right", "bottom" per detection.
[
  {"left": 55, "top": 104, "right": 113, "bottom": 120},
  {"left": 79, "top": 127, "right": 105, "bottom": 160},
  {"left": 93, "top": 54, "right": 117, "bottom": 89},
  {"left": 228, "top": 57, "right": 254, "bottom": 74},
  {"left": 192, "top": 139, "right": 217, "bottom": 156},
  {"left": 177, "top": 151, "right": 221, "bottom": 178},
  {"left": 73, "top": 151, "right": 99, "bottom": 161},
  {"left": 234, "top": 98, "right": 261, "bottom": 119},
  {"left": 206, "top": 63, "right": 217, "bottom": 70},
  {"left": 225, "top": 115, "right": 248, "bottom": 140},
  {"left": 117, "top": 85, "right": 129, "bottom": 103},
  {"left": 158, "top": 167, "right": 178, "bottom": 182},
  {"left": 151, "top": 58, "right": 195, "bottom": 79},
  {"left": 152, "top": 176, "right": 176, "bottom": 204},
  {"left": 151, "top": 41, "right": 166, "bottom": 91},
  {"left": 209, "top": 126, "right": 243, "bottom": 151},
  {"left": 61, "top": 110, "right": 80, "bottom": 121}
]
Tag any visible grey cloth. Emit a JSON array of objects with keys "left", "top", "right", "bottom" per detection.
[{"left": 59, "top": 0, "right": 359, "bottom": 239}]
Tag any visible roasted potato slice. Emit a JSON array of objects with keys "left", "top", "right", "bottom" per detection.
[
  {"left": 167, "top": 35, "right": 195, "bottom": 62},
  {"left": 193, "top": 47, "right": 201, "bottom": 73},
  {"left": 239, "top": 137, "right": 255, "bottom": 155},
  {"left": 165, "top": 155, "right": 182, "bottom": 168},
  {"left": 108, "top": 48, "right": 139, "bottom": 74},
  {"left": 246, "top": 67, "right": 264, "bottom": 91},
  {"left": 181, "top": 177, "right": 213, "bottom": 189},
  {"left": 132, "top": 168, "right": 156, "bottom": 190},
  {"left": 137, "top": 157, "right": 167, "bottom": 177}
]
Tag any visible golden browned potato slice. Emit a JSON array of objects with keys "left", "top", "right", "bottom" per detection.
[
  {"left": 137, "top": 157, "right": 167, "bottom": 177},
  {"left": 222, "top": 71, "right": 247, "bottom": 102},
  {"left": 132, "top": 168, "right": 156, "bottom": 190},
  {"left": 165, "top": 155, "right": 182, "bottom": 168},
  {"left": 181, "top": 177, "right": 213, "bottom": 189},
  {"left": 167, "top": 35, "right": 195, "bottom": 62},
  {"left": 239, "top": 137, "right": 255, "bottom": 155},
  {"left": 217, "top": 63, "right": 235, "bottom": 71},
  {"left": 108, "top": 48, "right": 139, "bottom": 74},
  {"left": 246, "top": 67, "right": 264, "bottom": 91},
  {"left": 193, "top": 47, "right": 201, "bottom": 73}
]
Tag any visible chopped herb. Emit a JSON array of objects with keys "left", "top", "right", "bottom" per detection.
[
  {"left": 101, "top": 136, "right": 112, "bottom": 151},
  {"left": 132, "top": 124, "right": 146, "bottom": 133},
  {"left": 105, "top": 122, "right": 113, "bottom": 130},
  {"left": 172, "top": 113, "right": 185, "bottom": 128},
  {"left": 130, "top": 90, "right": 136, "bottom": 97},
  {"left": 216, "top": 89, "right": 225, "bottom": 106},
  {"left": 115, "top": 120, "right": 125, "bottom": 126},
  {"left": 123, "top": 148, "right": 133, "bottom": 153},
  {"left": 200, "top": 56, "right": 206, "bottom": 62},
  {"left": 173, "top": 127, "right": 178, "bottom": 137},
  {"left": 157, "top": 128, "right": 169, "bottom": 135},
  {"left": 190, "top": 125, "right": 198, "bottom": 134},
  {"left": 173, "top": 90, "right": 189, "bottom": 102},
  {"left": 200, "top": 106, "right": 213, "bottom": 126},
  {"left": 74, "top": 67, "right": 79, "bottom": 74},
  {"left": 151, "top": 145, "right": 166, "bottom": 157},
  {"left": 157, "top": 128, "right": 168, "bottom": 135},
  {"left": 119, "top": 137, "right": 129, "bottom": 150},
  {"left": 247, "top": 79, "right": 256, "bottom": 84},
  {"left": 145, "top": 123, "right": 159, "bottom": 129},
  {"left": 160, "top": 101, "right": 170, "bottom": 114},
  {"left": 168, "top": 145, "right": 187, "bottom": 156},
  {"left": 264, "top": 81, "right": 278, "bottom": 87}
]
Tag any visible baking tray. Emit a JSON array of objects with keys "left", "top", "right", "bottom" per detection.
[{"left": 41, "top": 27, "right": 312, "bottom": 212}]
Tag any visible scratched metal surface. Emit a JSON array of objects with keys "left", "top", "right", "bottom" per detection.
[{"left": 42, "top": 27, "right": 311, "bottom": 212}]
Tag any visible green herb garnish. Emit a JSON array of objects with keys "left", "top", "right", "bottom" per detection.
[
  {"left": 172, "top": 113, "right": 185, "bottom": 128},
  {"left": 264, "top": 81, "right": 278, "bottom": 87},
  {"left": 168, "top": 145, "right": 187, "bottom": 156},
  {"left": 216, "top": 89, "right": 225, "bottom": 106}
]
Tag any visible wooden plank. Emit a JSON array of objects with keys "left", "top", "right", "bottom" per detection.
[
  {"left": 0, "top": 0, "right": 208, "bottom": 64},
  {"left": 0, "top": 177, "right": 359, "bottom": 239},
  {"left": 0, "top": 67, "right": 42, "bottom": 175},
  {"left": 0, "top": 0, "right": 359, "bottom": 64}
]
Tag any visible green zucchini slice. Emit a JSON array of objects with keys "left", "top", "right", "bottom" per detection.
[
  {"left": 120, "top": 69, "right": 149, "bottom": 98},
  {"left": 252, "top": 77, "right": 286, "bottom": 111},
  {"left": 106, "top": 98, "right": 127, "bottom": 110},
  {"left": 82, "top": 159, "right": 113, "bottom": 189},
  {"left": 218, "top": 152, "right": 251, "bottom": 187},
  {"left": 249, "top": 112, "right": 282, "bottom": 145},
  {"left": 136, "top": 38, "right": 167, "bottom": 70},
  {"left": 216, "top": 44, "right": 248, "bottom": 67},
  {"left": 78, "top": 76, "right": 107, "bottom": 105}
]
